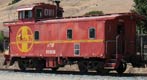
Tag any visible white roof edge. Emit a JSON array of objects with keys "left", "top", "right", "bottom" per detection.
[{"left": 17, "top": 7, "right": 34, "bottom": 11}]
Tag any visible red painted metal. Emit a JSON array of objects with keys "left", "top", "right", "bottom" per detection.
[{"left": 6, "top": 13, "right": 138, "bottom": 59}]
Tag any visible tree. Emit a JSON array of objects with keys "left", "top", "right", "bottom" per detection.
[
  {"left": 134, "top": 0, "right": 147, "bottom": 34},
  {"left": 9, "top": 0, "right": 21, "bottom": 5},
  {"left": 0, "top": 31, "right": 4, "bottom": 52},
  {"left": 84, "top": 11, "right": 104, "bottom": 16}
]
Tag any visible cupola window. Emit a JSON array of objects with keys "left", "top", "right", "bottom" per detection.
[
  {"left": 19, "top": 10, "right": 32, "bottom": 19},
  {"left": 36, "top": 9, "right": 43, "bottom": 18}
]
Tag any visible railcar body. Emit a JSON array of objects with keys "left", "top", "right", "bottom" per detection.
[{"left": 4, "top": 2, "right": 144, "bottom": 74}]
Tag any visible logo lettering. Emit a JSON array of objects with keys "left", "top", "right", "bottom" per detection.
[{"left": 16, "top": 26, "right": 33, "bottom": 52}]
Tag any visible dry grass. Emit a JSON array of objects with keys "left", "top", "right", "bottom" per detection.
[{"left": 0, "top": 0, "right": 134, "bottom": 22}]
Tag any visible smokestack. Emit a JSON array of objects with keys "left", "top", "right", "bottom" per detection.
[
  {"left": 54, "top": 0, "right": 63, "bottom": 18},
  {"left": 54, "top": 0, "right": 60, "bottom": 8}
]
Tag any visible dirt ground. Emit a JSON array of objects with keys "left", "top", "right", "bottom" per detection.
[{"left": 0, "top": 54, "right": 4, "bottom": 68}]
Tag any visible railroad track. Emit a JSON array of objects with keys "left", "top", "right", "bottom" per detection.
[
  {"left": 0, "top": 67, "right": 145, "bottom": 77},
  {"left": 0, "top": 68, "right": 138, "bottom": 76},
  {"left": 0, "top": 65, "right": 147, "bottom": 78},
  {"left": 0, "top": 67, "right": 104, "bottom": 75},
  {"left": 0, "top": 67, "right": 19, "bottom": 72}
]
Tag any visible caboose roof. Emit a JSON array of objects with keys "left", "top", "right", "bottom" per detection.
[
  {"left": 4, "top": 13, "right": 143, "bottom": 26},
  {"left": 42, "top": 14, "right": 119, "bottom": 23},
  {"left": 17, "top": 3, "right": 57, "bottom": 11},
  {"left": 41, "top": 13, "right": 137, "bottom": 23},
  {"left": 17, "top": 4, "right": 35, "bottom": 11}
]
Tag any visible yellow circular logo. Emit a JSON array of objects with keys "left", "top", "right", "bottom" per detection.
[{"left": 16, "top": 26, "right": 33, "bottom": 52}]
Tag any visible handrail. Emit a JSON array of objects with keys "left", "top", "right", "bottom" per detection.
[
  {"left": 116, "top": 35, "right": 120, "bottom": 59},
  {"left": 105, "top": 35, "right": 120, "bottom": 59}
]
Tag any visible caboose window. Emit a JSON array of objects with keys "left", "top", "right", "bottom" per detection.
[
  {"left": 19, "top": 11, "right": 24, "bottom": 19},
  {"left": 25, "top": 10, "right": 32, "bottom": 18},
  {"left": 89, "top": 28, "right": 96, "bottom": 39},
  {"left": 67, "top": 29, "right": 72, "bottom": 40},
  {"left": 34, "top": 31, "right": 39, "bottom": 40},
  {"left": 36, "top": 9, "right": 43, "bottom": 18},
  {"left": 19, "top": 10, "right": 32, "bottom": 19},
  {"left": 74, "top": 43, "right": 80, "bottom": 56}
]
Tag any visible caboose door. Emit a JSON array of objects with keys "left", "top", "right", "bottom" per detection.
[{"left": 116, "top": 22, "right": 125, "bottom": 55}]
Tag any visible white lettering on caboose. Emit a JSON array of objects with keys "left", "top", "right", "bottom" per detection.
[
  {"left": 46, "top": 50, "right": 56, "bottom": 54},
  {"left": 44, "top": 9, "right": 54, "bottom": 16}
]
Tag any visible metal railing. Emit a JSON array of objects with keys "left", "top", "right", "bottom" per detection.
[{"left": 106, "top": 35, "right": 120, "bottom": 59}]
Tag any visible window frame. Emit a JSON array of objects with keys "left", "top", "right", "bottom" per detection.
[
  {"left": 19, "top": 10, "right": 32, "bottom": 19},
  {"left": 34, "top": 31, "right": 40, "bottom": 40},
  {"left": 67, "top": 28, "right": 73, "bottom": 40},
  {"left": 35, "top": 8, "right": 43, "bottom": 18},
  {"left": 74, "top": 43, "right": 80, "bottom": 56},
  {"left": 88, "top": 27, "right": 96, "bottom": 39},
  {"left": 19, "top": 11, "right": 24, "bottom": 19},
  {"left": 24, "top": 10, "right": 32, "bottom": 19}
]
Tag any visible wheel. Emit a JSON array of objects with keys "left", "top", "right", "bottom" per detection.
[
  {"left": 78, "top": 61, "right": 88, "bottom": 73},
  {"left": 35, "top": 64, "right": 44, "bottom": 71},
  {"left": 96, "top": 62, "right": 109, "bottom": 74},
  {"left": 18, "top": 60, "right": 27, "bottom": 71},
  {"left": 116, "top": 62, "right": 127, "bottom": 74},
  {"left": 35, "top": 60, "right": 45, "bottom": 71},
  {"left": 51, "top": 67, "right": 58, "bottom": 72}
]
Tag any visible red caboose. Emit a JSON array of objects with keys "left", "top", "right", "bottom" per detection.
[{"left": 4, "top": 1, "right": 142, "bottom": 74}]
